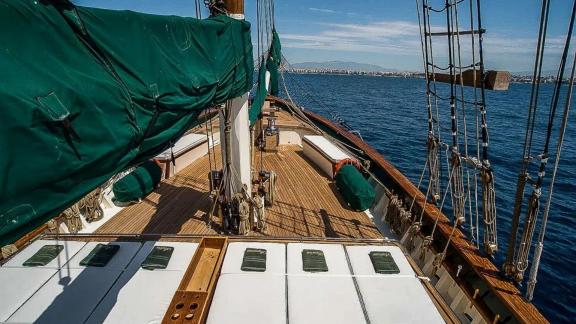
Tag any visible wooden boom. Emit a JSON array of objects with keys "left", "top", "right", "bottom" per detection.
[{"left": 429, "top": 69, "right": 511, "bottom": 91}]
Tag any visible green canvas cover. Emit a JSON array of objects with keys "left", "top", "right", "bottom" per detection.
[
  {"left": 0, "top": 0, "right": 253, "bottom": 246},
  {"left": 113, "top": 161, "right": 162, "bottom": 203},
  {"left": 266, "top": 29, "right": 282, "bottom": 96},
  {"left": 335, "top": 164, "right": 376, "bottom": 211},
  {"left": 250, "top": 59, "right": 268, "bottom": 125},
  {"left": 249, "top": 29, "right": 281, "bottom": 125}
]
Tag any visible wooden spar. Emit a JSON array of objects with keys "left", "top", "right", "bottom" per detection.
[
  {"left": 223, "top": 0, "right": 244, "bottom": 16},
  {"left": 429, "top": 69, "right": 511, "bottom": 91}
]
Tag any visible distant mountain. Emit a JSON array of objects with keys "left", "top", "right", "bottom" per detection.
[{"left": 289, "top": 61, "right": 397, "bottom": 72}]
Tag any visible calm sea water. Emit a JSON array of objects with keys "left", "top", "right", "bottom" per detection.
[{"left": 281, "top": 73, "right": 576, "bottom": 323}]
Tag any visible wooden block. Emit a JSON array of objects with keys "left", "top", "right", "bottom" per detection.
[{"left": 428, "top": 70, "right": 511, "bottom": 91}]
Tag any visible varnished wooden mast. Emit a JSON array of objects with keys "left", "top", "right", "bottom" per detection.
[{"left": 223, "top": 0, "right": 244, "bottom": 15}]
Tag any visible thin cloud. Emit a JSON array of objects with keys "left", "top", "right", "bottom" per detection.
[
  {"left": 283, "top": 19, "right": 571, "bottom": 64},
  {"left": 309, "top": 7, "right": 337, "bottom": 14}
]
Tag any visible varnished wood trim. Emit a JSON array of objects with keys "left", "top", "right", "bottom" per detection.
[{"left": 163, "top": 237, "right": 228, "bottom": 324}]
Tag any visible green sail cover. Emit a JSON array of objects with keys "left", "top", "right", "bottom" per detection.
[
  {"left": 249, "top": 29, "right": 281, "bottom": 125},
  {"left": 112, "top": 161, "right": 162, "bottom": 204},
  {"left": 266, "top": 29, "right": 282, "bottom": 96},
  {"left": 0, "top": 0, "right": 253, "bottom": 246},
  {"left": 250, "top": 59, "right": 268, "bottom": 125},
  {"left": 335, "top": 165, "right": 376, "bottom": 211}
]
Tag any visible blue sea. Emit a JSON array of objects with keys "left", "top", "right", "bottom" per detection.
[{"left": 281, "top": 73, "right": 576, "bottom": 323}]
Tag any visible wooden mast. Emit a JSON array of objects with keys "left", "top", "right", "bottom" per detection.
[
  {"left": 217, "top": 0, "right": 251, "bottom": 233},
  {"left": 223, "top": 0, "right": 244, "bottom": 16}
]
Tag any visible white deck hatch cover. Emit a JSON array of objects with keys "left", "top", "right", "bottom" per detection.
[
  {"left": 303, "top": 135, "right": 350, "bottom": 161},
  {"left": 0, "top": 239, "right": 86, "bottom": 321},
  {"left": 7, "top": 242, "right": 141, "bottom": 323},
  {"left": 156, "top": 133, "right": 207, "bottom": 159},
  {"left": 86, "top": 241, "right": 198, "bottom": 324},
  {"left": 0, "top": 267, "right": 58, "bottom": 321},
  {"left": 287, "top": 243, "right": 365, "bottom": 324},
  {"left": 346, "top": 245, "right": 445, "bottom": 324},
  {"left": 207, "top": 242, "right": 286, "bottom": 324}
]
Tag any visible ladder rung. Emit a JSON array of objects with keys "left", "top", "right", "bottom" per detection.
[{"left": 426, "top": 29, "right": 485, "bottom": 37}]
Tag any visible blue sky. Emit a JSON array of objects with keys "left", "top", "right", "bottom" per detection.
[{"left": 74, "top": 0, "right": 575, "bottom": 72}]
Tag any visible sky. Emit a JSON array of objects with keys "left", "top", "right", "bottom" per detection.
[{"left": 74, "top": 0, "right": 576, "bottom": 73}]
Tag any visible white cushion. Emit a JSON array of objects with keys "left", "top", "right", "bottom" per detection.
[
  {"left": 221, "top": 242, "right": 285, "bottom": 275},
  {"left": 84, "top": 241, "right": 198, "bottom": 324},
  {"left": 157, "top": 133, "right": 207, "bottom": 159},
  {"left": 288, "top": 275, "right": 365, "bottom": 324},
  {"left": 303, "top": 135, "right": 350, "bottom": 161},
  {"left": 346, "top": 245, "right": 444, "bottom": 323},
  {"left": 207, "top": 274, "right": 286, "bottom": 324},
  {"left": 7, "top": 267, "right": 123, "bottom": 323},
  {"left": 356, "top": 277, "right": 445, "bottom": 324},
  {"left": 0, "top": 267, "right": 58, "bottom": 321},
  {"left": 3, "top": 239, "right": 86, "bottom": 269},
  {"left": 86, "top": 270, "right": 184, "bottom": 324}
]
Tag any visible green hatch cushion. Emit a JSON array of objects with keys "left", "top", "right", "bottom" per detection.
[
  {"left": 80, "top": 244, "right": 120, "bottom": 267},
  {"left": 241, "top": 248, "right": 267, "bottom": 272},
  {"left": 369, "top": 251, "right": 400, "bottom": 274},
  {"left": 22, "top": 244, "right": 64, "bottom": 267},
  {"left": 335, "top": 164, "right": 376, "bottom": 211},
  {"left": 302, "top": 249, "right": 328, "bottom": 272},
  {"left": 112, "top": 161, "right": 162, "bottom": 203},
  {"left": 141, "top": 246, "right": 174, "bottom": 270}
]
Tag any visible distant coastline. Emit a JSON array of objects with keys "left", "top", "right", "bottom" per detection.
[{"left": 285, "top": 68, "right": 558, "bottom": 84}]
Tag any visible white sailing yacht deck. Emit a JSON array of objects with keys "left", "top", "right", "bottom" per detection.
[{"left": 0, "top": 238, "right": 451, "bottom": 324}]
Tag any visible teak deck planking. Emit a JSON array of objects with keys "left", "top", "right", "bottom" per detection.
[{"left": 96, "top": 146, "right": 382, "bottom": 240}]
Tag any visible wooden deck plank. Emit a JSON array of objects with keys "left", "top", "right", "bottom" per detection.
[{"left": 96, "top": 145, "right": 382, "bottom": 240}]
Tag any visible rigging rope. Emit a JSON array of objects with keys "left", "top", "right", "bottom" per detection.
[
  {"left": 419, "top": 0, "right": 497, "bottom": 256},
  {"left": 510, "top": 0, "right": 576, "bottom": 284},
  {"left": 504, "top": 0, "right": 551, "bottom": 276},
  {"left": 526, "top": 46, "right": 576, "bottom": 301}
]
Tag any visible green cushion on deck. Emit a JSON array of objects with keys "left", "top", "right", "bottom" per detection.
[
  {"left": 241, "top": 248, "right": 267, "bottom": 272},
  {"left": 22, "top": 245, "right": 64, "bottom": 267},
  {"left": 302, "top": 249, "right": 328, "bottom": 272},
  {"left": 141, "top": 246, "right": 174, "bottom": 270},
  {"left": 369, "top": 251, "right": 400, "bottom": 274},
  {"left": 113, "top": 161, "right": 162, "bottom": 203},
  {"left": 335, "top": 164, "right": 376, "bottom": 211},
  {"left": 80, "top": 244, "right": 119, "bottom": 267}
]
